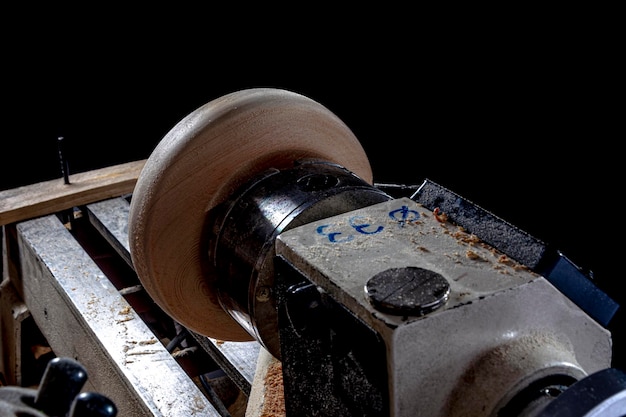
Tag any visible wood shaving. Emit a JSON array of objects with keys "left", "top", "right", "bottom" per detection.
[
  {"left": 433, "top": 207, "right": 448, "bottom": 223},
  {"left": 261, "top": 360, "right": 286, "bottom": 416},
  {"left": 465, "top": 250, "right": 485, "bottom": 261}
]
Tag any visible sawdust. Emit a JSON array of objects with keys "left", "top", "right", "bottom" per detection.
[{"left": 261, "top": 360, "right": 286, "bottom": 416}]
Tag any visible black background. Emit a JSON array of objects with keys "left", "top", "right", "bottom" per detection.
[{"left": 3, "top": 10, "right": 623, "bottom": 372}]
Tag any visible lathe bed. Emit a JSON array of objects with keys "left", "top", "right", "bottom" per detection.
[{"left": 1, "top": 194, "right": 264, "bottom": 416}]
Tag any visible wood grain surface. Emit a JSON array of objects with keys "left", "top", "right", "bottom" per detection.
[
  {"left": 0, "top": 160, "right": 146, "bottom": 226},
  {"left": 128, "top": 88, "right": 373, "bottom": 341}
]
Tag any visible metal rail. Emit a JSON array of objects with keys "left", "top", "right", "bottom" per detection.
[{"left": 3, "top": 196, "right": 261, "bottom": 416}]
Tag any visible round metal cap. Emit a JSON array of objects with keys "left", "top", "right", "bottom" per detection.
[{"left": 365, "top": 266, "right": 450, "bottom": 316}]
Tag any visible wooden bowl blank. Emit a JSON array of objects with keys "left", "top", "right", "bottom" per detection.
[{"left": 129, "top": 88, "right": 373, "bottom": 341}]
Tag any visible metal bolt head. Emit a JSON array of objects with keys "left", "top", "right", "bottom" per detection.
[{"left": 365, "top": 267, "right": 450, "bottom": 316}]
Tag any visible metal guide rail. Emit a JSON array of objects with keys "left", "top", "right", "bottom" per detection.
[{"left": 1, "top": 195, "right": 260, "bottom": 417}]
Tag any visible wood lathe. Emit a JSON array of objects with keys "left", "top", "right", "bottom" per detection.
[{"left": 1, "top": 88, "right": 624, "bottom": 416}]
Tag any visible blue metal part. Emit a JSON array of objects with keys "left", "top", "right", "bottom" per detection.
[{"left": 543, "top": 253, "right": 619, "bottom": 327}]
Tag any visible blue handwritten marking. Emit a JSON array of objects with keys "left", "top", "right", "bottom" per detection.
[
  {"left": 389, "top": 205, "right": 420, "bottom": 227},
  {"left": 316, "top": 224, "right": 354, "bottom": 243},
  {"left": 349, "top": 215, "right": 384, "bottom": 235},
  {"left": 315, "top": 205, "right": 419, "bottom": 243}
]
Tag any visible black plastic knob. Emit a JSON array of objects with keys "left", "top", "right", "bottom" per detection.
[
  {"left": 69, "top": 392, "right": 118, "bottom": 417},
  {"left": 34, "top": 357, "right": 88, "bottom": 416}
]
